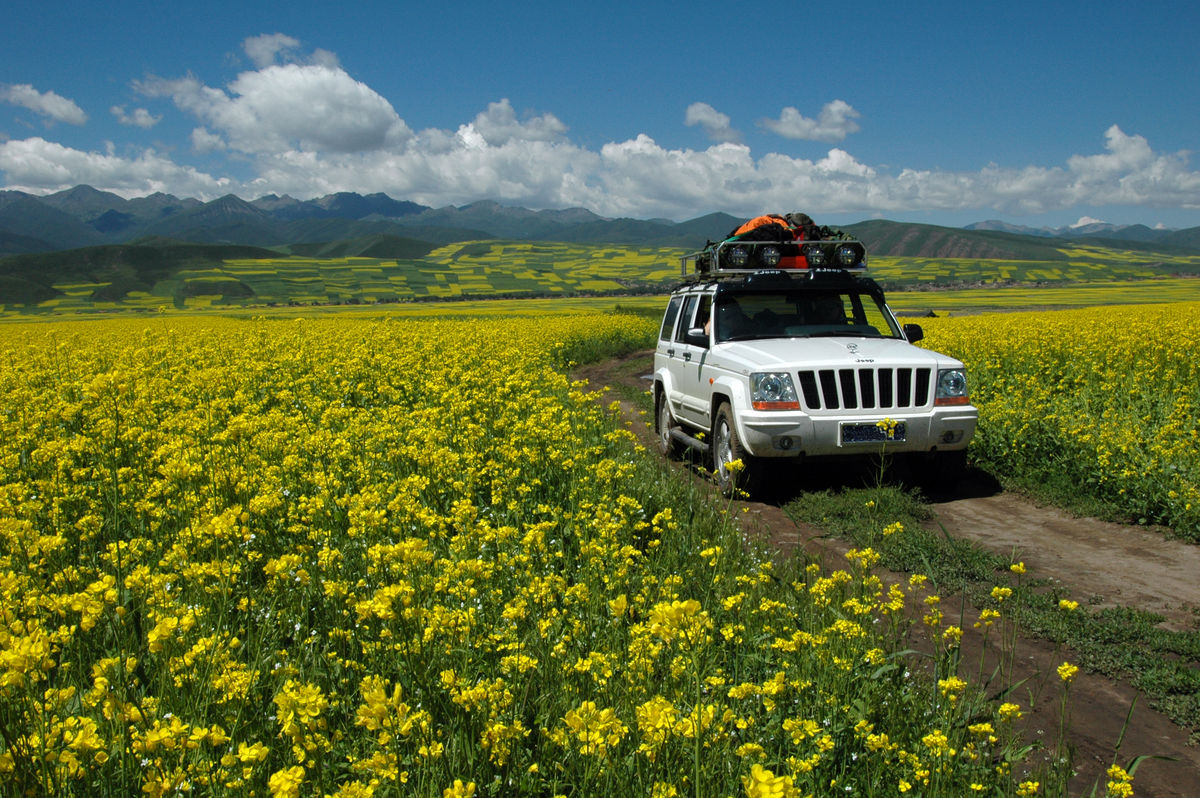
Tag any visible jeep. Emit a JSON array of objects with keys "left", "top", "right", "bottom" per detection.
[{"left": 652, "top": 227, "right": 977, "bottom": 496}]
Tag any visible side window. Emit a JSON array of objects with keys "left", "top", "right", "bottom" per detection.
[
  {"left": 696, "top": 295, "right": 712, "bottom": 334},
  {"left": 659, "top": 295, "right": 683, "bottom": 341},
  {"left": 674, "top": 295, "right": 698, "bottom": 344}
]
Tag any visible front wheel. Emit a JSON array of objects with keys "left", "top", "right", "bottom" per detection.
[{"left": 712, "top": 402, "right": 762, "bottom": 498}]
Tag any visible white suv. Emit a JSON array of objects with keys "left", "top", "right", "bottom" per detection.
[{"left": 652, "top": 235, "right": 977, "bottom": 496}]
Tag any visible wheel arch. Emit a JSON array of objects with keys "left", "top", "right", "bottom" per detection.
[{"left": 709, "top": 389, "right": 733, "bottom": 431}]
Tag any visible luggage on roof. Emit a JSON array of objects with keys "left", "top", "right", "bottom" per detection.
[{"left": 683, "top": 212, "right": 867, "bottom": 277}]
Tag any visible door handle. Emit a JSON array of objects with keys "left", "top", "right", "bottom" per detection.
[{"left": 683, "top": 352, "right": 692, "bottom": 362}]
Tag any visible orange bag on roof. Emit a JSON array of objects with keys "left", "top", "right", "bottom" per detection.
[{"left": 733, "top": 214, "right": 790, "bottom": 237}]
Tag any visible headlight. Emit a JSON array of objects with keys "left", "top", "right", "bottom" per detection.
[
  {"left": 751, "top": 372, "right": 800, "bottom": 410},
  {"left": 760, "top": 246, "right": 781, "bottom": 267},
  {"left": 935, "top": 369, "right": 970, "bottom": 406}
]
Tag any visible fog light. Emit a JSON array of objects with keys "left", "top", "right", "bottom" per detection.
[
  {"left": 801, "top": 243, "right": 826, "bottom": 267},
  {"left": 775, "top": 436, "right": 794, "bottom": 450},
  {"left": 941, "top": 430, "right": 961, "bottom": 444},
  {"left": 836, "top": 243, "right": 865, "bottom": 268}
]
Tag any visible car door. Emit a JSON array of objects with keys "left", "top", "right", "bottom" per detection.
[{"left": 672, "top": 292, "right": 714, "bottom": 428}]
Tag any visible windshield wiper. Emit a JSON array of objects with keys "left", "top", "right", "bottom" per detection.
[{"left": 806, "top": 329, "right": 883, "bottom": 338}]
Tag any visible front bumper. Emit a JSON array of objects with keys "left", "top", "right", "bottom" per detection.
[{"left": 736, "top": 405, "right": 978, "bottom": 458}]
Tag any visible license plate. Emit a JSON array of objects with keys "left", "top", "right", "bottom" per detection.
[{"left": 842, "top": 422, "right": 907, "bottom": 444}]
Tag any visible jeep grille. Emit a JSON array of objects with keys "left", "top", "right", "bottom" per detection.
[{"left": 797, "top": 368, "right": 932, "bottom": 411}]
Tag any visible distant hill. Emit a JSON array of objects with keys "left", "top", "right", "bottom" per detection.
[
  {"left": 0, "top": 195, "right": 107, "bottom": 250},
  {"left": 0, "top": 240, "right": 282, "bottom": 305},
  {"left": 391, "top": 200, "right": 609, "bottom": 240},
  {"left": 844, "top": 220, "right": 1072, "bottom": 260},
  {"left": 0, "top": 230, "right": 57, "bottom": 255},
  {"left": 1164, "top": 227, "right": 1200, "bottom": 249},
  {"left": 549, "top": 212, "right": 742, "bottom": 247},
  {"left": 1, "top": 184, "right": 1197, "bottom": 260},
  {"left": 965, "top": 217, "right": 1193, "bottom": 247},
  {"left": 252, "top": 192, "right": 426, "bottom": 221},
  {"left": 964, "top": 219, "right": 1058, "bottom": 237}
]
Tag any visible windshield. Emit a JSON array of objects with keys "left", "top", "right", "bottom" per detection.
[{"left": 714, "top": 289, "right": 901, "bottom": 343}]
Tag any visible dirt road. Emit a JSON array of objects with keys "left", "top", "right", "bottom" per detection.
[
  {"left": 578, "top": 350, "right": 1200, "bottom": 797},
  {"left": 933, "top": 493, "right": 1200, "bottom": 631}
]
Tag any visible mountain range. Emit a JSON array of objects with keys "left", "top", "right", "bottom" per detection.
[
  {"left": 2, "top": 184, "right": 1199, "bottom": 257},
  {"left": 963, "top": 218, "right": 1194, "bottom": 243}
]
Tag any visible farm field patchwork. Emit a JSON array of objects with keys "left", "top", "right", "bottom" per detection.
[
  {"left": 870, "top": 243, "right": 1200, "bottom": 289},
  {"left": 887, "top": 277, "right": 1200, "bottom": 315},
  {"left": 0, "top": 314, "right": 1073, "bottom": 796},
  {"left": 6, "top": 242, "right": 682, "bottom": 315},
  {"left": 6, "top": 238, "right": 1200, "bottom": 316}
]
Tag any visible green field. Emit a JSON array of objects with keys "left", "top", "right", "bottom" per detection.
[
  {"left": 5, "top": 242, "right": 681, "bottom": 315},
  {"left": 4, "top": 239, "right": 1200, "bottom": 318}
]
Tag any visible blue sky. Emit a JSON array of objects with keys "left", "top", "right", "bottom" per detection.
[{"left": 3, "top": 0, "right": 1198, "bottom": 229}]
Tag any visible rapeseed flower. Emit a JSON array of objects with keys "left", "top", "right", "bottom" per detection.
[
  {"left": 563, "top": 701, "right": 627, "bottom": 756},
  {"left": 0, "top": 314, "right": 1067, "bottom": 796},
  {"left": 1105, "top": 764, "right": 1134, "bottom": 797}
]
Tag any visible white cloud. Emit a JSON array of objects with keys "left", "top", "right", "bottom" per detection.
[
  {"left": 760, "top": 100, "right": 861, "bottom": 143},
  {"left": 136, "top": 63, "right": 411, "bottom": 154},
  {"left": 1068, "top": 125, "right": 1153, "bottom": 177},
  {"left": 5, "top": 119, "right": 1198, "bottom": 220},
  {"left": 590, "top": 137, "right": 889, "bottom": 218},
  {"left": 190, "top": 127, "right": 225, "bottom": 153},
  {"left": 1, "top": 84, "right": 87, "bottom": 125},
  {"left": 684, "top": 102, "right": 741, "bottom": 144},
  {"left": 0, "top": 137, "right": 231, "bottom": 197},
  {"left": 310, "top": 49, "right": 341, "bottom": 69},
  {"left": 241, "top": 33, "right": 340, "bottom": 71},
  {"left": 243, "top": 33, "right": 302, "bottom": 69},
  {"left": 466, "top": 99, "right": 567, "bottom": 146},
  {"left": 3, "top": 35, "right": 1197, "bottom": 221},
  {"left": 244, "top": 131, "right": 597, "bottom": 212},
  {"left": 111, "top": 105, "right": 161, "bottom": 128}
]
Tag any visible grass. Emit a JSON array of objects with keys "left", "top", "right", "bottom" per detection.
[{"left": 783, "top": 484, "right": 1200, "bottom": 740}]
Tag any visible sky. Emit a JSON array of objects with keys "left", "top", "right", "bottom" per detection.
[{"left": 2, "top": 0, "right": 1199, "bottom": 230}]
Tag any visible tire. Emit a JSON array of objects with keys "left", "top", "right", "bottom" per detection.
[
  {"left": 712, "top": 402, "right": 761, "bottom": 498},
  {"left": 655, "top": 388, "right": 682, "bottom": 459}
]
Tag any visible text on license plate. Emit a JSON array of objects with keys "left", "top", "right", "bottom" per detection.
[{"left": 841, "top": 422, "right": 907, "bottom": 444}]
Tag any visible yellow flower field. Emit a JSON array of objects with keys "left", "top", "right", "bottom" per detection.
[
  {"left": 1, "top": 314, "right": 1062, "bottom": 796},
  {"left": 921, "top": 302, "right": 1200, "bottom": 537}
]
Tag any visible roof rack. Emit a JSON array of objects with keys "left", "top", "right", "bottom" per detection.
[{"left": 681, "top": 237, "right": 868, "bottom": 279}]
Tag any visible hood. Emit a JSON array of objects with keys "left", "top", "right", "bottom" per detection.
[{"left": 717, "top": 336, "right": 961, "bottom": 370}]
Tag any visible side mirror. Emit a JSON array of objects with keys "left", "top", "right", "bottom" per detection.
[
  {"left": 902, "top": 323, "right": 924, "bottom": 343},
  {"left": 685, "top": 327, "right": 709, "bottom": 347}
]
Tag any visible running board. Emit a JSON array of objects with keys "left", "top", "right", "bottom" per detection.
[{"left": 669, "top": 427, "right": 710, "bottom": 454}]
